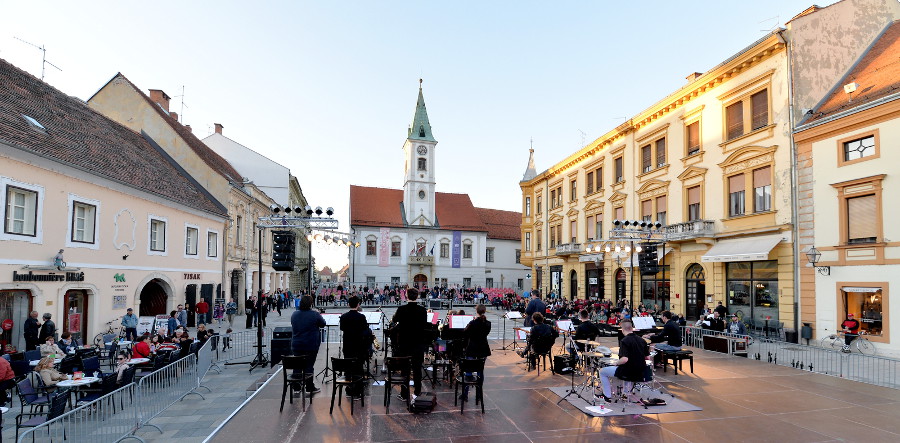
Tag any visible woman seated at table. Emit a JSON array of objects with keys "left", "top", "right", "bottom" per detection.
[
  {"left": 58, "top": 331, "right": 80, "bottom": 354},
  {"left": 132, "top": 334, "right": 152, "bottom": 359},
  {"left": 115, "top": 351, "right": 130, "bottom": 386},
  {"left": 34, "top": 356, "right": 68, "bottom": 392},
  {"left": 196, "top": 323, "right": 210, "bottom": 343},
  {"left": 40, "top": 336, "right": 65, "bottom": 357},
  {"left": 169, "top": 327, "right": 193, "bottom": 358}
]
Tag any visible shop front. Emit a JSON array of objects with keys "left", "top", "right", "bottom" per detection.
[
  {"left": 839, "top": 284, "right": 888, "bottom": 342},
  {"left": 0, "top": 288, "right": 32, "bottom": 352}
]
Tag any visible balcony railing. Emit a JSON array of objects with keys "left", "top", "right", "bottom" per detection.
[
  {"left": 665, "top": 220, "right": 716, "bottom": 240},
  {"left": 555, "top": 242, "right": 582, "bottom": 256},
  {"left": 408, "top": 255, "right": 434, "bottom": 265}
]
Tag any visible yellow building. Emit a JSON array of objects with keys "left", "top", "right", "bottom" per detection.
[{"left": 520, "top": 31, "right": 796, "bottom": 329}]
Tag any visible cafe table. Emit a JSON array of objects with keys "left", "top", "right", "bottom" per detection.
[
  {"left": 57, "top": 376, "right": 101, "bottom": 407},
  {"left": 124, "top": 357, "right": 150, "bottom": 365},
  {"left": 29, "top": 358, "right": 62, "bottom": 366}
]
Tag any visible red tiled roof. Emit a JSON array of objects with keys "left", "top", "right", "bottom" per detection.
[
  {"left": 475, "top": 207, "right": 522, "bottom": 241},
  {"left": 810, "top": 21, "right": 900, "bottom": 122},
  {"left": 0, "top": 58, "right": 227, "bottom": 216},
  {"left": 96, "top": 74, "right": 243, "bottom": 184},
  {"left": 350, "top": 185, "right": 487, "bottom": 232}
]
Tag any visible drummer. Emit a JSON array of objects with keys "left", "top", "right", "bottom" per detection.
[{"left": 570, "top": 310, "right": 600, "bottom": 354}]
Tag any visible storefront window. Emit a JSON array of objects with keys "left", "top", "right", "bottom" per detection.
[
  {"left": 843, "top": 288, "right": 884, "bottom": 337},
  {"left": 0, "top": 290, "right": 31, "bottom": 351},
  {"left": 726, "top": 260, "right": 778, "bottom": 322},
  {"left": 640, "top": 266, "right": 670, "bottom": 311}
]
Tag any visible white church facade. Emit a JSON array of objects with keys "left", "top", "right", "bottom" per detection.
[{"left": 349, "top": 83, "right": 530, "bottom": 292}]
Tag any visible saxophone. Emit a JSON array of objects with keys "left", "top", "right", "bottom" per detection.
[{"left": 373, "top": 337, "right": 382, "bottom": 351}]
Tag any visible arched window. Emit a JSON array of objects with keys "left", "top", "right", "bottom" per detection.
[{"left": 417, "top": 158, "right": 427, "bottom": 171}]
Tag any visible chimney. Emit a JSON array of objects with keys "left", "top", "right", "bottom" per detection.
[
  {"left": 148, "top": 89, "right": 171, "bottom": 112},
  {"left": 170, "top": 112, "right": 178, "bottom": 122},
  {"left": 685, "top": 72, "right": 703, "bottom": 82},
  {"left": 184, "top": 125, "right": 192, "bottom": 133},
  {"left": 214, "top": 123, "right": 224, "bottom": 135}
]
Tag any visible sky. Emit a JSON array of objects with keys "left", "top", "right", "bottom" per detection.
[{"left": 0, "top": 0, "right": 825, "bottom": 271}]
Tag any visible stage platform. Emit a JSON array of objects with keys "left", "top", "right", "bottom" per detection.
[{"left": 210, "top": 337, "right": 900, "bottom": 443}]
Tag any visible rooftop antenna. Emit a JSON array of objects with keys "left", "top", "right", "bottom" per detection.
[
  {"left": 578, "top": 129, "right": 587, "bottom": 148},
  {"left": 173, "top": 85, "right": 189, "bottom": 122},
  {"left": 14, "top": 37, "right": 62, "bottom": 80},
  {"left": 759, "top": 16, "right": 779, "bottom": 33}
]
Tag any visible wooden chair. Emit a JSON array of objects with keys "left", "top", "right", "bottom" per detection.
[
  {"left": 382, "top": 356, "right": 410, "bottom": 413},
  {"left": 329, "top": 357, "right": 364, "bottom": 415},
  {"left": 280, "top": 355, "right": 314, "bottom": 412}
]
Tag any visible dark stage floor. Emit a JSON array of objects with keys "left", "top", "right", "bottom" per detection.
[{"left": 211, "top": 337, "right": 900, "bottom": 442}]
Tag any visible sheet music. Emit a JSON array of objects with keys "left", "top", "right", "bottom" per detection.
[
  {"left": 362, "top": 311, "right": 384, "bottom": 329},
  {"left": 556, "top": 320, "right": 574, "bottom": 332},
  {"left": 426, "top": 312, "right": 439, "bottom": 324},
  {"left": 631, "top": 316, "right": 656, "bottom": 330},
  {"left": 505, "top": 311, "right": 523, "bottom": 319},
  {"left": 321, "top": 313, "right": 341, "bottom": 326},
  {"left": 515, "top": 327, "right": 531, "bottom": 340},
  {"left": 449, "top": 315, "right": 474, "bottom": 329}
]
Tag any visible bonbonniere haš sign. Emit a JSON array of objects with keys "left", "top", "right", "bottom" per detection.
[{"left": 13, "top": 271, "right": 85, "bottom": 282}]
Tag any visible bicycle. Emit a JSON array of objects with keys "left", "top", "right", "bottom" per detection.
[
  {"left": 93, "top": 317, "right": 125, "bottom": 348},
  {"left": 820, "top": 330, "right": 876, "bottom": 355}
]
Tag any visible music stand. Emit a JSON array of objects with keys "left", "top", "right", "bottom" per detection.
[
  {"left": 316, "top": 313, "right": 341, "bottom": 381},
  {"left": 496, "top": 311, "right": 523, "bottom": 352},
  {"left": 557, "top": 335, "right": 594, "bottom": 406},
  {"left": 362, "top": 310, "right": 385, "bottom": 381}
]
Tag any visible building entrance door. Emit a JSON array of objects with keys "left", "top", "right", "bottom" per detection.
[
  {"left": 62, "top": 290, "right": 88, "bottom": 344},
  {"left": 685, "top": 263, "right": 706, "bottom": 320},
  {"left": 569, "top": 270, "right": 578, "bottom": 300},
  {"left": 413, "top": 274, "right": 428, "bottom": 289},
  {"left": 139, "top": 279, "right": 168, "bottom": 316}
]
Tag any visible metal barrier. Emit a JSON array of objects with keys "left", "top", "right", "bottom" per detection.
[
  {"left": 135, "top": 353, "right": 202, "bottom": 435},
  {"left": 215, "top": 327, "right": 271, "bottom": 363},
  {"left": 679, "top": 326, "right": 900, "bottom": 389},
  {"left": 17, "top": 384, "right": 142, "bottom": 443},
  {"left": 194, "top": 338, "right": 214, "bottom": 395}
]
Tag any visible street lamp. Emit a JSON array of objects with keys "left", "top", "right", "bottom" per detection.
[{"left": 805, "top": 246, "right": 830, "bottom": 276}]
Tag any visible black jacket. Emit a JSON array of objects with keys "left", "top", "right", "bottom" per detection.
[
  {"left": 24, "top": 317, "right": 39, "bottom": 340},
  {"left": 464, "top": 317, "right": 491, "bottom": 358},
  {"left": 616, "top": 332, "right": 649, "bottom": 381},
  {"left": 392, "top": 302, "right": 427, "bottom": 353},
  {"left": 39, "top": 320, "right": 56, "bottom": 342},
  {"left": 649, "top": 319, "right": 683, "bottom": 347},
  {"left": 340, "top": 310, "right": 372, "bottom": 359},
  {"left": 290, "top": 308, "right": 325, "bottom": 353}
]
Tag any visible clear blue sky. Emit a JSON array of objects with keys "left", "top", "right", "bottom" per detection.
[{"left": 1, "top": 0, "right": 823, "bottom": 270}]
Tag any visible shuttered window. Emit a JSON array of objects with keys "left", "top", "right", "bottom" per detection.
[
  {"left": 656, "top": 138, "right": 666, "bottom": 167},
  {"left": 586, "top": 172, "right": 594, "bottom": 194},
  {"left": 751, "top": 90, "right": 769, "bottom": 130},
  {"left": 726, "top": 102, "right": 744, "bottom": 140},
  {"left": 641, "top": 145, "right": 652, "bottom": 172},
  {"left": 728, "top": 174, "right": 745, "bottom": 216},
  {"left": 615, "top": 206, "right": 624, "bottom": 221},
  {"left": 687, "top": 186, "right": 701, "bottom": 221},
  {"left": 655, "top": 196, "right": 667, "bottom": 225},
  {"left": 753, "top": 166, "right": 772, "bottom": 212},
  {"left": 686, "top": 121, "right": 700, "bottom": 155},
  {"left": 587, "top": 216, "right": 595, "bottom": 240},
  {"left": 614, "top": 157, "right": 624, "bottom": 182},
  {"left": 641, "top": 200, "right": 652, "bottom": 221},
  {"left": 847, "top": 194, "right": 877, "bottom": 244},
  {"left": 570, "top": 220, "right": 577, "bottom": 242},
  {"left": 596, "top": 167, "right": 603, "bottom": 189}
]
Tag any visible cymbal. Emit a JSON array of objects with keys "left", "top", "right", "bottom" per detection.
[
  {"left": 585, "top": 341, "right": 602, "bottom": 347},
  {"left": 574, "top": 339, "right": 592, "bottom": 344},
  {"left": 581, "top": 352, "right": 607, "bottom": 357}
]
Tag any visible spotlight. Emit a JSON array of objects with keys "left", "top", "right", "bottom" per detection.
[
  {"left": 622, "top": 220, "right": 631, "bottom": 227},
  {"left": 625, "top": 245, "right": 631, "bottom": 253},
  {"left": 655, "top": 222, "right": 662, "bottom": 229},
  {"left": 271, "top": 205, "right": 281, "bottom": 214},
  {"left": 613, "top": 219, "right": 621, "bottom": 226},
  {"left": 314, "top": 233, "right": 323, "bottom": 241},
  {"left": 324, "top": 235, "right": 332, "bottom": 244},
  {"left": 326, "top": 207, "right": 335, "bottom": 216},
  {"left": 305, "top": 205, "right": 313, "bottom": 216},
  {"left": 283, "top": 207, "right": 293, "bottom": 214},
  {"left": 636, "top": 245, "right": 643, "bottom": 252},
  {"left": 595, "top": 245, "right": 603, "bottom": 253},
  {"left": 585, "top": 245, "right": 592, "bottom": 253},
  {"left": 354, "top": 242, "right": 360, "bottom": 248},
  {"left": 640, "top": 221, "right": 647, "bottom": 228},
  {"left": 615, "top": 245, "right": 621, "bottom": 253},
  {"left": 295, "top": 207, "right": 303, "bottom": 214},
  {"left": 306, "top": 234, "right": 314, "bottom": 241},
  {"left": 605, "top": 245, "right": 611, "bottom": 253},
  {"left": 315, "top": 206, "right": 323, "bottom": 216}
]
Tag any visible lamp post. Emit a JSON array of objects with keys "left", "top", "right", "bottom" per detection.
[{"left": 805, "top": 246, "right": 830, "bottom": 276}]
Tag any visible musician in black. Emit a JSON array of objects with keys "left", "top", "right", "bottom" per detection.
[
  {"left": 460, "top": 304, "right": 491, "bottom": 402},
  {"left": 517, "top": 312, "right": 558, "bottom": 363},
  {"left": 571, "top": 309, "right": 600, "bottom": 353},
  {"left": 391, "top": 288, "right": 427, "bottom": 401},
  {"left": 599, "top": 319, "right": 648, "bottom": 401},
  {"left": 340, "top": 295, "right": 372, "bottom": 397}
]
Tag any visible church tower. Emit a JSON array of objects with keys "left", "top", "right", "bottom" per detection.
[{"left": 403, "top": 80, "right": 437, "bottom": 227}]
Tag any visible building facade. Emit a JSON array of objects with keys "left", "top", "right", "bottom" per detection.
[
  {"left": 350, "top": 84, "right": 530, "bottom": 291},
  {"left": 0, "top": 59, "right": 227, "bottom": 349}
]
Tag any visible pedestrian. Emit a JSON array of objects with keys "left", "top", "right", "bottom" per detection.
[
  {"left": 176, "top": 304, "right": 187, "bottom": 328},
  {"left": 24, "top": 310, "right": 40, "bottom": 351},
  {"left": 245, "top": 295, "right": 256, "bottom": 329},
  {"left": 38, "top": 313, "right": 56, "bottom": 344},
  {"left": 167, "top": 311, "right": 178, "bottom": 336},
  {"left": 257, "top": 294, "right": 268, "bottom": 327},
  {"left": 196, "top": 298, "right": 210, "bottom": 325},
  {"left": 225, "top": 298, "right": 238, "bottom": 327},
  {"left": 121, "top": 308, "right": 138, "bottom": 341},
  {"left": 213, "top": 303, "right": 224, "bottom": 326}
]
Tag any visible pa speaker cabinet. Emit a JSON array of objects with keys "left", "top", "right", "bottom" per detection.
[
  {"left": 270, "top": 337, "right": 292, "bottom": 367},
  {"left": 273, "top": 326, "right": 292, "bottom": 339}
]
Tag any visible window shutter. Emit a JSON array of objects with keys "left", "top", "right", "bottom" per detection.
[
  {"left": 615, "top": 206, "right": 624, "bottom": 220},
  {"left": 586, "top": 172, "right": 593, "bottom": 193},
  {"left": 642, "top": 200, "right": 652, "bottom": 218},
  {"left": 753, "top": 166, "right": 771, "bottom": 187},
  {"left": 687, "top": 122, "right": 700, "bottom": 151},
  {"left": 587, "top": 216, "right": 595, "bottom": 239},
  {"left": 751, "top": 90, "right": 768, "bottom": 130},
  {"left": 570, "top": 220, "right": 576, "bottom": 241},
  {"left": 655, "top": 196, "right": 667, "bottom": 212},
  {"left": 729, "top": 174, "right": 745, "bottom": 193},
  {"left": 726, "top": 102, "right": 743, "bottom": 139},
  {"left": 848, "top": 195, "right": 877, "bottom": 241},
  {"left": 641, "top": 145, "right": 651, "bottom": 171},
  {"left": 688, "top": 186, "right": 701, "bottom": 205},
  {"left": 656, "top": 138, "right": 666, "bottom": 166}
]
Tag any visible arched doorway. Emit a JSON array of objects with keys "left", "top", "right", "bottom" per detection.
[
  {"left": 615, "top": 269, "right": 627, "bottom": 302},
  {"left": 139, "top": 279, "right": 168, "bottom": 316},
  {"left": 685, "top": 264, "right": 706, "bottom": 320},
  {"left": 569, "top": 270, "right": 578, "bottom": 300},
  {"left": 413, "top": 274, "right": 428, "bottom": 289}
]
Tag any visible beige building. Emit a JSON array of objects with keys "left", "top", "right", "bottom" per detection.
[
  {"left": 0, "top": 59, "right": 227, "bottom": 349},
  {"left": 88, "top": 76, "right": 291, "bottom": 307},
  {"left": 794, "top": 18, "right": 900, "bottom": 354}
]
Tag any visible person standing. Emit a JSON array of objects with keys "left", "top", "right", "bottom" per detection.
[
  {"left": 257, "top": 294, "right": 268, "bottom": 327},
  {"left": 24, "top": 310, "right": 40, "bottom": 351},
  {"left": 841, "top": 313, "right": 861, "bottom": 353},
  {"left": 340, "top": 295, "right": 372, "bottom": 397},
  {"left": 391, "top": 288, "right": 427, "bottom": 401},
  {"left": 121, "top": 308, "right": 139, "bottom": 341},
  {"left": 460, "top": 304, "right": 491, "bottom": 402},
  {"left": 524, "top": 291, "right": 546, "bottom": 327},
  {"left": 176, "top": 305, "right": 187, "bottom": 329},
  {"left": 225, "top": 298, "right": 238, "bottom": 327},
  {"left": 245, "top": 295, "right": 256, "bottom": 329},
  {"left": 291, "top": 295, "right": 325, "bottom": 394},
  {"left": 167, "top": 311, "right": 178, "bottom": 336},
  {"left": 196, "top": 298, "right": 210, "bottom": 325},
  {"left": 38, "top": 313, "right": 56, "bottom": 344}
]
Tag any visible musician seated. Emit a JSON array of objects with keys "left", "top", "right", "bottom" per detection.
[
  {"left": 598, "top": 319, "right": 649, "bottom": 402},
  {"left": 340, "top": 295, "right": 373, "bottom": 397},
  {"left": 517, "top": 312, "right": 558, "bottom": 362},
  {"left": 643, "top": 310, "right": 683, "bottom": 367},
  {"left": 569, "top": 310, "right": 600, "bottom": 354}
]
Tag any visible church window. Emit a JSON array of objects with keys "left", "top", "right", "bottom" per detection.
[{"left": 417, "top": 158, "right": 427, "bottom": 171}]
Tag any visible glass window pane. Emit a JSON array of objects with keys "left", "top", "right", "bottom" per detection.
[
  {"left": 726, "top": 262, "right": 752, "bottom": 279},
  {"left": 752, "top": 260, "right": 778, "bottom": 279}
]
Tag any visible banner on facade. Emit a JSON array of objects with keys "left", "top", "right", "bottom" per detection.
[
  {"left": 379, "top": 228, "right": 390, "bottom": 267},
  {"left": 452, "top": 231, "right": 461, "bottom": 268},
  {"left": 68, "top": 314, "right": 81, "bottom": 333}
]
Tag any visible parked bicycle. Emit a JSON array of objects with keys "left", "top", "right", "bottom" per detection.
[
  {"left": 820, "top": 330, "right": 876, "bottom": 355},
  {"left": 92, "top": 317, "right": 124, "bottom": 347}
]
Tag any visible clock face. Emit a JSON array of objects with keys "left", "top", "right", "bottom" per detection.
[
  {"left": 417, "top": 146, "right": 427, "bottom": 155},
  {"left": 418, "top": 190, "right": 426, "bottom": 199}
]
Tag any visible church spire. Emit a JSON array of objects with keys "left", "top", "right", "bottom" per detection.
[
  {"left": 408, "top": 79, "right": 436, "bottom": 142},
  {"left": 521, "top": 140, "right": 537, "bottom": 182}
]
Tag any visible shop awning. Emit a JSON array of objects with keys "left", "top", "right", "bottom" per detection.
[
  {"left": 701, "top": 234, "right": 784, "bottom": 263},
  {"left": 842, "top": 287, "right": 882, "bottom": 293}
]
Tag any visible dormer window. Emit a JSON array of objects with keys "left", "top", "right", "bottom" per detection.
[
  {"left": 417, "top": 158, "right": 427, "bottom": 171},
  {"left": 21, "top": 114, "right": 46, "bottom": 133}
]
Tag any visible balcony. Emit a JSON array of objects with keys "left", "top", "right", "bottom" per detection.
[
  {"left": 665, "top": 220, "right": 716, "bottom": 241},
  {"left": 408, "top": 255, "right": 434, "bottom": 265},
  {"left": 555, "top": 242, "right": 582, "bottom": 256}
]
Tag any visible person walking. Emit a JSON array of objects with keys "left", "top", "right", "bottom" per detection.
[
  {"left": 121, "top": 308, "right": 139, "bottom": 341},
  {"left": 291, "top": 295, "right": 325, "bottom": 393},
  {"left": 225, "top": 298, "right": 238, "bottom": 327}
]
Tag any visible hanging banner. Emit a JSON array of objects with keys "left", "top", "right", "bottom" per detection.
[
  {"left": 452, "top": 231, "right": 461, "bottom": 268},
  {"left": 68, "top": 313, "right": 81, "bottom": 333},
  {"left": 379, "top": 228, "right": 390, "bottom": 267}
]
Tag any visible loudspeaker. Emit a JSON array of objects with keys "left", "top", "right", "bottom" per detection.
[
  {"left": 429, "top": 300, "right": 442, "bottom": 309},
  {"left": 553, "top": 354, "right": 576, "bottom": 374},
  {"left": 273, "top": 326, "right": 292, "bottom": 339},
  {"left": 270, "top": 337, "right": 292, "bottom": 367}
]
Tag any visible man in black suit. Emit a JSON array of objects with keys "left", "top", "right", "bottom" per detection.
[
  {"left": 391, "top": 288, "right": 427, "bottom": 401},
  {"left": 524, "top": 291, "right": 546, "bottom": 327},
  {"left": 340, "top": 295, "right": 372, "bottom": 396}
]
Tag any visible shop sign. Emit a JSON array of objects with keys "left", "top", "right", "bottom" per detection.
[
  {"left": 184, "top": 273, "right": 201, "bottom": 280},
  {"left": 13, "top": 271, "right": 85, "bottom": 282},
  {"left": 112, "top": 295, "right": 127, "bottom": 310}
]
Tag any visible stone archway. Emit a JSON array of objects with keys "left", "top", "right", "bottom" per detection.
[
  {"left": 135, "top": 273, "right": 175, "bottom": 316},
  {"left": 413, "top": 274, "right": 428, "bottom": 289}
]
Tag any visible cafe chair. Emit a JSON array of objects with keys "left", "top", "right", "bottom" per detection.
[
  {"left": 329, "top": 357, "right": 364, "bottom": 415},
  {"left": 58, "top": 355, "right": 81, "bottom": 375},
  {"left": 382, "top": 356, "right": 411, "bottom": 413},
  {"left": 16, "top": 378, "right": 50, "bottom": 414},
  {"left": 280, "top": 355, "right": 314, "bottom": 412},
  {"left": 82, "top": 356, "right": 102, "bottom": 377},
  {"left": 76, "top": 373, "right": 118, "bottom": 408},
  {"left": 16, "top": 391, "right": 67, "bottom": 442},
  {"left": 23, "top": 350, "right": 40, "bottom": 364},
  {"left": 454, "top": 358, "right": 486, "bottom": 414}
]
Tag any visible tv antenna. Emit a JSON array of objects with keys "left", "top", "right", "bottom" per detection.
[
  {"left": 14, "top": 37, "right": 62, "bottom": 80},
  {"left": 173, "top": 85, "right": 189, "bottom": 122},
  {"left": 578, "top": 129, "right": 587, "bottom": 148}
]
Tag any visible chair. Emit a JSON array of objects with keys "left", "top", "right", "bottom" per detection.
[
  {"left": 430, "top": 340, "right": 453, "bottom": 386},
  {"left": 58, "top": 355, "right": 81, "bottom": 375},
  {"left": 76, "top": 373, "right": 118, "bottom": 406},
  {"left": 529, "top": 335, "right": 556, "bottom": 374},
  {"left": 17, "top": 391, "right": 67, "bottom": 442},
  {"left": 119, "top": 366, "right": 136, "bottom": 386},
  {"left": 11, "top": 360, "right": 31, "bottom": 381},
  {"left": 661, "top": 350, "right": 694, "bottom": 374},
  {"left": 454, "top": 358, "right": 486, "bottom": 414},
  {"left": 23, "top": 350, "right": 40, "bottom": 364},
  {"left": 383, "top": 356, "right": 411, "bottom": 413},
  {"left": 280, "top": 355, "right": 314, "bottom": 412},
  {"left": 329, "top": 357, "right": 364, "bottom": 415},
  {"left": 82, "top": 356, "right": 102, "bottom": 377},
  {"left": 16, "top": 378, "right": 50, "bottom": 414}
]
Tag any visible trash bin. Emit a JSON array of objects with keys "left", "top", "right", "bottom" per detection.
[{"left": 784, "top": 329, "right": 798, "bottom": 344}]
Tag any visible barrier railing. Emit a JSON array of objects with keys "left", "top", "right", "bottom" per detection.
[
  {"left": 679, "top": 326, "right": 900, "bottom": 389},
  {"left": 136, "top": 353, "right": 202, "bottom": 435},
  {"left": 17, "top": 384, "right": 142, "bottom": 443},
  {"left": 194, "top": 337, "right": 214, "bottom": 395},
  {"left": 215, "top": 327, "right": 271, "bottom": 363}
]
